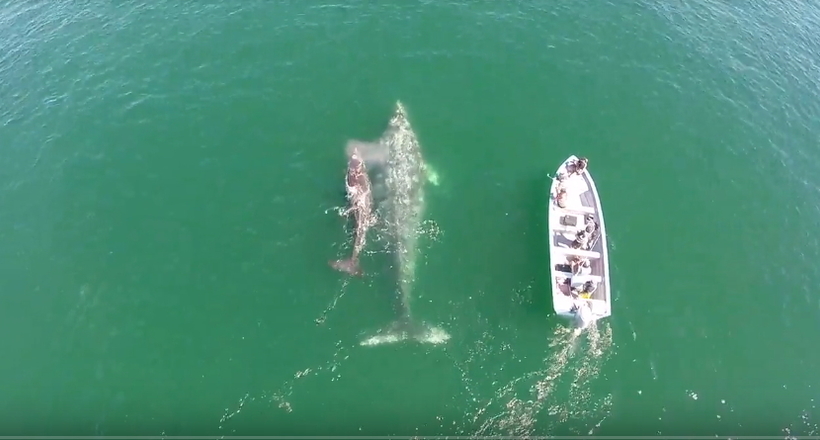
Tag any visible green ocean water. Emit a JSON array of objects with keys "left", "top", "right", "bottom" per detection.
[{"left": 1, "top": 0, "right": 819, "bottom": 435}]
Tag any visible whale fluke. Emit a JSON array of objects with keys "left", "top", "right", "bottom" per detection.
[
  {"left": 329, "top": 258, "right": 363, "bottom": 277},
  {"left": 360, "top": 318, "right": 451, "bottom": 346}
]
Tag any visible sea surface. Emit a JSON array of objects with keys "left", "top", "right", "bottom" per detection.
[{"left": 1, "top": 0, "right": 819, "bottom": 436}]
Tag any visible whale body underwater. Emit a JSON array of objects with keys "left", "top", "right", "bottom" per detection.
[{"left": 340, "top": 101, "right": 449, "bottom": 346}]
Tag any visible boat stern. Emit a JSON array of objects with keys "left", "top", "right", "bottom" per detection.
[{"left": 553, "top": 292, "right": 610, "bottom": 328}]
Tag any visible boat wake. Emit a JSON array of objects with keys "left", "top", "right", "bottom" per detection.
[
  {"left": 454, "top": 320, "right": 614, "bottom": 436},
  {"left": 217, "top": 339, "right": 353, "bottom": 433},
  {"left": 314, "top": 277, "right": 352, "bottom": 326}
]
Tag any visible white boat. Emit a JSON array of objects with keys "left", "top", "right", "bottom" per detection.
[{"left": 548, "top": 155, "right": 611, "bottom": 327}]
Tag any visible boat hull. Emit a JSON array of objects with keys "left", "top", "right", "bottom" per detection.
[{"left": 548, "top": 155, "right": 612, "bottom": 325}]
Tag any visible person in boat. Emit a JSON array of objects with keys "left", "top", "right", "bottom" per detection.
[
  {"left": 584, "top": 214, "right": 597, "bottom": 234},
  {"left": 572, "top": 258, "right": 591, "bottom": 276},
  {"left": 554, "top": 173, "right": 567, "bottom": 192},
  {"left": 574, "top": 280, "right": 597, "bottom": 300},
  {"left": 571, "top": 230, "right": 589, "bottom": 249},
  {"left": 584, "top": 220, "right": 595, "bottom": 235},
  {"left": 555, "top": 187, "right": 568, "bottom": 208},
  {"left": 567, "top": 157, "right": 589, "bottom": 177},
  {"left": 578, "top": 214, "right": 599, "bottom": 249},
  {"left": 577, "top": 157, "right": 588, "bottom": 172},
  {"left": 573, "top": 157, "right": 589, "bottom": 176},
  {"left": 559, "top": 277, "right": 573, "bottom": 297}
]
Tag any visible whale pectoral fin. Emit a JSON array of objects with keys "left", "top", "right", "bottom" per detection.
[
  {"left": 347, "top": 140, "right": 388, "bottom": 165},
  {"left": 422, "top": 162, "right": 440, "bottom": 186},
  {"left": 368, "top": 211, "right": 380, "bottom": 227},
  {"left": 325, "top": 205, "right": 347, "bottom": 216}
]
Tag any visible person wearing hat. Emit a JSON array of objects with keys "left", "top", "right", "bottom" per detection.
[{"left": 572, "top": 258, "right": 591, "bottom": 276}]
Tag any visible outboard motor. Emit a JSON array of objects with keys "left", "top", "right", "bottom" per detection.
[{"left": 571, "top": 300, "right": 594, "bottom": 329}]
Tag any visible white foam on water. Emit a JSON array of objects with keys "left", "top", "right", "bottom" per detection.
[
  {"left": 217, "top": 339, "right": 353, "bottom": 432},
  {"left": 314, "top": 277, "right": 352, "bottom": 326},
  {"left": 460, "top": 320, "right": 614, "bottom": 436},
  {"left": 421, "top": 325, "right": 452, "bottom": 344},
  {"left": 218, "top": 324, "right": 452, "bottom": 432},
  {"left": 359, "top": 333, "right": 403, "bottom": 346}
]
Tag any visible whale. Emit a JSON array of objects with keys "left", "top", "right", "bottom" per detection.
[
  {"left": 346, "top": 101, "right": 450, "bottom": 346},
  {"left": 329, "top": 148, "right": 376, "bottom": 277}
]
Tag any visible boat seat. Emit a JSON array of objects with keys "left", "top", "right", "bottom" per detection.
[
  {"left": 552, "top": 222, "right": 580, "bottom": 234},
  {"left": 553, "top": 247, "right": 601, "bottom": 260},
  {"left": 557, "top": 205, "right": 595, "bottom": 215},
  {"left": 555, "top": 271, "right": 602, "bottom": 284},
  {"left": 571, "top": 274, "right": 602, "bottom": 284}
]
